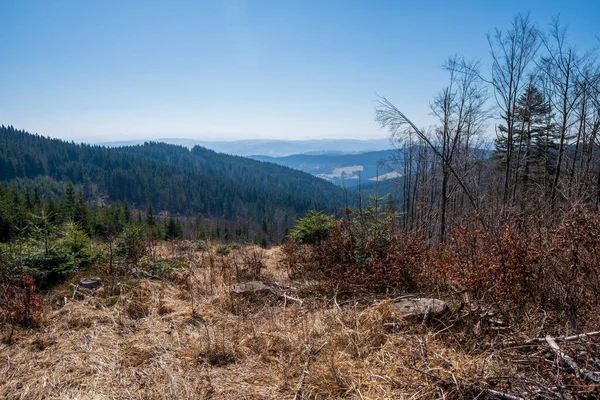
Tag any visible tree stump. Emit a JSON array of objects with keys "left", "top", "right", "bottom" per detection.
[{"left": 79, "top": 277, "right": 103, "bottom": 290}]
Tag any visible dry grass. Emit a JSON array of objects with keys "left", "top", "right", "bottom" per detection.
[{"left": 0, "top": 244, "right": 594, "bottom": 399}]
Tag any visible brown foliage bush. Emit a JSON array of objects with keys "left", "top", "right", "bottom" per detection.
[
  {"left": 236, "top": 247, "right": 265, "bottom": 281},
  {"left": 0, "top": 265, "right": 44, "bottom": 341},
  {"left": 433, "top": 211, "right": 600, "bottom": 327},
  {"left": 433, "top": 217, "right": 540, "bottom": 306},
  {"left": 283, "top": 215, "right": 428, "bottom": 293},
  {"left": 285, "top": 209, "right": 600, "bottom": 328}
]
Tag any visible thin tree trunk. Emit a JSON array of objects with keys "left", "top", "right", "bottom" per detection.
[
  {"left": 551, "top": 73, "right": 571, "bottom": 209},
  {"left": 568, "top": 89, "right": 586, "bottom": 198}
]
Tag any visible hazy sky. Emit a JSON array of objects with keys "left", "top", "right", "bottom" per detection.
[{"left": 0, "top": 0, "right": 598, "bottom": 142}]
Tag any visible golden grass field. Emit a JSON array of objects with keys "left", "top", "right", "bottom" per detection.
[{"left": 0, "top": 243, "right": 594, "bottom": 399}]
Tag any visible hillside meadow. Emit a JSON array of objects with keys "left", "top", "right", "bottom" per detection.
[{"left": 2, "top": 233, "right": 600, "bottom": 399}]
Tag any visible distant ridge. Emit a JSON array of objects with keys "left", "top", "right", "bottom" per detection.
[{"left": 98, "top": 138, "right": 393, "bottom": 157}]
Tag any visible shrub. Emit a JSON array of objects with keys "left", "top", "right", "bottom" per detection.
[
  {"left": 0, "top": 259, "right": 44, "bottom": 337},
  {"left": 115, "top": 225, "right": 146, "bottom": 264},
  {"left": 194, "top": 240, "right": 210, "bottom": 252},
  {"left": 284, "top": 206, "right": 600, "bottom": 329},
  {"left": 2, "top": 222, "right": 101, "bottom": 287},
  {"left": 284, "top": 206, "right": 425, "bottom": 292},
  {"left": 215, "top": 244, "right": 231, "bottom": 256},
  {"left": 289, "top": 211, "right": 335, "bottom": 245},
  {"left": 237, "top": 247, "right": 265, "bottom": 281},
  {"left": 429, "top": 211, "right": 600, "bottom": 328},
  {"left": 432, "top": 218, "right": 538, "bottom": 306}
]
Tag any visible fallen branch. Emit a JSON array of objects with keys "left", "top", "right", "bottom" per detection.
[
  {"left": 281, "top": 293, "right": 303, "bottom": 306},
  {"left": 487, "top": 376, "right": 564, "bottom": 399},
  {"left": 545, "top": 335, "right": 600, "bottom": 383},
  {"left": 485, "top": 389, "right": 524, "bottom": 400},
  {"left": 399, "top": 357, "right": 524, "bottom": 400},
  {"left": 522, "top": 331, "right": 600, "bottom": 345}
]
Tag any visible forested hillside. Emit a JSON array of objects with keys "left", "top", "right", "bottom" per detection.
[
  {"left": 0, "top": 125, "right": 345, "bottom": 227},
  {"left": 112, "top": 142, "right": 347, "bottom": 201}
]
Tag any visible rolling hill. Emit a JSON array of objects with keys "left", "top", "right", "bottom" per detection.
[{"left": 0, "top": 125, "right": 348, "bottom": 226}]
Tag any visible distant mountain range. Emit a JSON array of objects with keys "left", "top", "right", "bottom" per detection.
[{"left": 98, "top": 138, "right": 394, "bottom": 157}]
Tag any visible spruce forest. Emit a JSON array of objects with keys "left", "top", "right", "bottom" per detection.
[{"left": 3, "top": 10, "right": 600, "bottom": 400}]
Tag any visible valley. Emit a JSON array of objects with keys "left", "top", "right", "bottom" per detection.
[
  {"left": 2, "top": 4, "right": 600, "bottom": 399},
  {"left": 249, "top": 150, "right": 399, "bottom": 186}
]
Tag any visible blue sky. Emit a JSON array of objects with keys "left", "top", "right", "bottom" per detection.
[{"left": 0, "top": 0, "right": 598, "bottom": 142}]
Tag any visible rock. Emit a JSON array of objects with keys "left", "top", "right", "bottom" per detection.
[
  {"left": 79, "top": 277, "right": 103, "bottom": 290},
  {"left": 392, "top": 297, "right": 449, "bottom": 320},
  {"left": 231, "top": 281, "right": 275, "bottom": 296}
]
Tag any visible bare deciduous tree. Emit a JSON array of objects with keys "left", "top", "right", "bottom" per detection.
[
  {"left": 376, "top": 57, "right": 487, "bottom": 242},
  {"left": 487, "top": 13, "right": 539, "bottom": 204}
]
